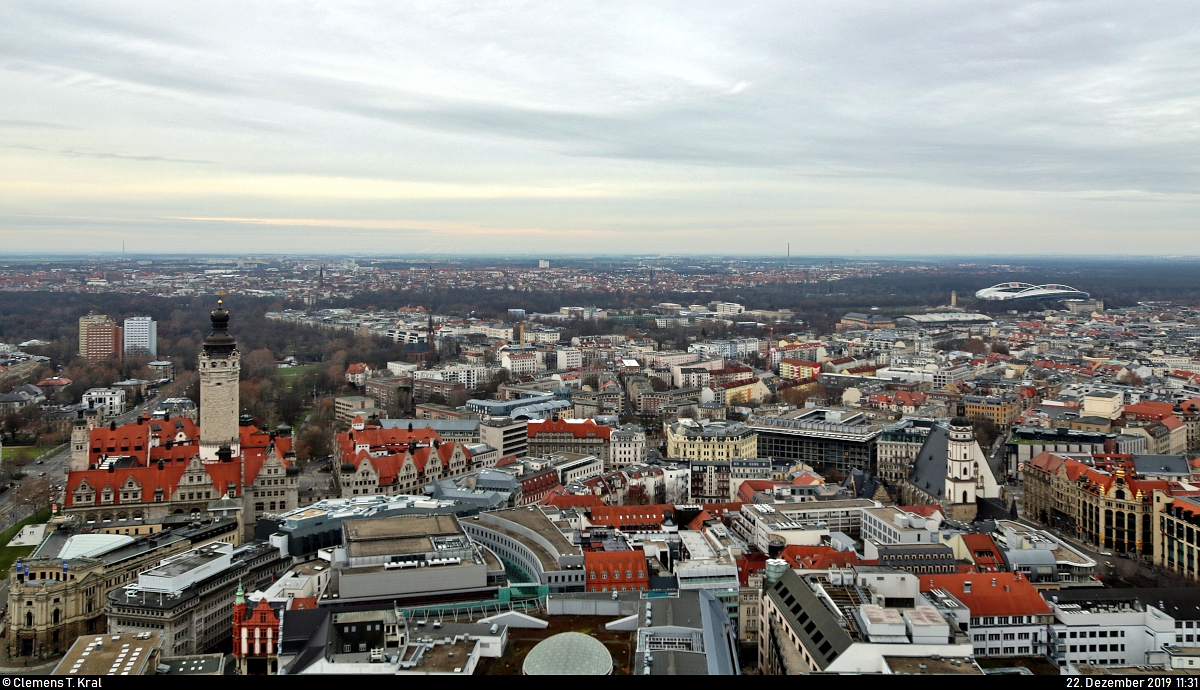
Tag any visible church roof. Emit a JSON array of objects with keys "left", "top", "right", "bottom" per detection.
[{"left": 908, "top": 425, "right": 950, "bottom": 500}]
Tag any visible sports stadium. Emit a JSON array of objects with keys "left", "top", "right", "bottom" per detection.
[{"left": 974, "top": 282, "right": 1091, "bottom": 301}]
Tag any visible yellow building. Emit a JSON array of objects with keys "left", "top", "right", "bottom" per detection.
[
  {"left": 665, "top": 419, "right": 758, "bottom": 461},
  {"left": 779, "top": 359, "right": 819, "bottom": 382}
]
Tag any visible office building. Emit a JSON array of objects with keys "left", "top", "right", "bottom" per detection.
[{"left": 123, "top": 316, "right": 157, "bottom": 358}]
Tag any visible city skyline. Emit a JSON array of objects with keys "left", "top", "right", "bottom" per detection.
[{"left": 2, "top": 2, "right": 1198, "bottom": 255}]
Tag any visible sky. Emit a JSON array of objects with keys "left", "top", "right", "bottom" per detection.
[{"left": 1, "top": 1, "right": 1198, "bottom": 256}]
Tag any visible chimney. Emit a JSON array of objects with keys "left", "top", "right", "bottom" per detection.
[
  {"left": 992, "top": 578, "right": 997, "bottom": 587},
  {"left": 110, "top": 421, "right": 117, "bottom": 431},
  {"left": 137, "top": 416, "right": 144, "bottom": 426},
  {"left": 158, "top": 460, "right": 164, "bottom": 471}
]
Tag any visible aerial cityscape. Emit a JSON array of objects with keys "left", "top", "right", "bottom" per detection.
[{"left": 3, "top": 0, "right": 1199, "bottom": 681}]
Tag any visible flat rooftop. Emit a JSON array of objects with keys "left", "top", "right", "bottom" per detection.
[
  {"left": 156, "top": 654, "right": 224, "bottom": 675},
  {"left": 885, "top": 656, "right": 981, "bottom": 675},
  {"left": 775, "top": 498, "right": 878, "bottom": 511},
  {"left": 486, "top": 508, "right": 579, "bottom": 557},
  {"left": 408, "top": 639, "right": 478, "bottom": 674},
  {"left": 344, "top": 514, "right": 466, "bottom": 560},
  {"left": 474, "top": 520, "right": 561, "bottom": 572},
  {"left": 145, "top": 545, "right": 227, "bottom": 578},
  {"left": 53, "top": 633, "right": 161, "bottom": 676}
]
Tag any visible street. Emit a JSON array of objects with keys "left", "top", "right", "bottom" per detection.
[{"left": 0, "top": 443, "right": 68, "bottom": 537}]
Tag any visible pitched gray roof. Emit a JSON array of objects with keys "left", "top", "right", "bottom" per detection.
[
  {"left": 1133, "top": 454, "right": 1190, "bottom": 477},
  {"left": 908, "top": 426, "right": 949, "bottom": 500}
]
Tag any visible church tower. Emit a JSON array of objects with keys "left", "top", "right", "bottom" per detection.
[
  {"left": 199, "top": 300, "right": 241, "bottom": 459},
  {"left": 944, "top": 413, "right": 979, "bottom": 522}
]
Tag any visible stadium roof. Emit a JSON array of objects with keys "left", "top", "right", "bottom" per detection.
[{"left": 975, "top": 283, "right": 1090, "bottom": 301}]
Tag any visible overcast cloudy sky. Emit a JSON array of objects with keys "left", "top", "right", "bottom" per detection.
[{"left": 2, "top": 2, "right": 1198, "bottom": 256}]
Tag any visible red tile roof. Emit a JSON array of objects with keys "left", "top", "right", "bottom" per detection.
[
  {"left": 778, "top": 545, "right": 861, "bottom": 570},
  {"left": 541, "top": 488, "right": 606, "bottom": 509},
  {"left": 342, "top": 442, "right": 467, "bottom": 485},
  {"left": 736, "top": 479, "right": 781, "bottom": 502},
  {"left": 526, "top": 418, "right": 611, "bottom": 440},
  {"left": 960, "top": 533, "right": 1005, "bottom": 572},
  {"left": 920, "top": 573, "right": 1051, "bottom": 617},
  {"left": 336, "top": 427, "right": 442, "bottom": 460},
  {"left": 585, "top": 505, "right": 673, "bottom": 530},
  {"left": 686, "top": 510, "right": 715, "bottom": 532},
  {"left": 900, "top": 505, "right": 944, "bottom": 518}
]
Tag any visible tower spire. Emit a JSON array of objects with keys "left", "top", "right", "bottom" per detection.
[{"left": 200, "top": 297, "right": 241, "bottom": 459}]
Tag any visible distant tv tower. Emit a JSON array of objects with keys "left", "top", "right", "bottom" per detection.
[{"left": 787, "top": 243, "right": 790, "bottom": 267}]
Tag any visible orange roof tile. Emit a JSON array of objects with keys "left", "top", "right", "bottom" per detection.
[
  {"left": 526, "top": 418, "right": 611, "bottom": 440},
  {"left": 920, "top": 573, "right": 1051, "bottom": 617}
]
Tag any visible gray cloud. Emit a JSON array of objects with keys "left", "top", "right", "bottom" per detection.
[{"left": 1, "top": 1, "right": 1198, "bottom": 253}]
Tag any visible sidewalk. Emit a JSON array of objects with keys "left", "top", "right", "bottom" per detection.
[{"left": 0, "top": 658, "right": 59, "bottom": 674}]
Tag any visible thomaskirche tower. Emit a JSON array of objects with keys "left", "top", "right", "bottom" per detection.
[{"left": 199, "top": 299, "right": 241, "bottom": 458}]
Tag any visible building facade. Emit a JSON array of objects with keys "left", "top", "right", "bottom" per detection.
[
  {"left": 123, "top": 316, "right": 158, "bottom": 359},
  {"left": 1024, "top": 452, "right": 1164, "bottom": 557},
  {"left": 666, "top": 420, "right": 757, "bottom": 462},
  {"left": 199, "top": 301, "right": 241, "bottom": 457},
  {"left": 526, "top": 418, "right": 611, "bottom": 464}
]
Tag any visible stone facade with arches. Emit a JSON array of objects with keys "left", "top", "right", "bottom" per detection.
[{"left": 1023, "top": 451, "right": 1166, "bottom": 556}]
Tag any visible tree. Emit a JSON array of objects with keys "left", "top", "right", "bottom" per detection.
[
  {"left": 624, "top": 484, "right": 650, "bottom": 506},
  {"left": 974, "top": 420, "right": 1001, "bottom": 450},
  {"left": 1119, "top": 370, "right": 1144, "bottom": 387},
  {"left": 242, "top": 348, "right": 278, "bottom": 382},
  {"left": 295, "top": 426, "right": 333, "bottom": 462},
  {"left": 960, "top": 339, "right": 988, "bottom": 355}
]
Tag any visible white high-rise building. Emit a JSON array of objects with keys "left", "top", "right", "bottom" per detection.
[{"left": 123, "top": 316, "right": 157, "bottom": 358}]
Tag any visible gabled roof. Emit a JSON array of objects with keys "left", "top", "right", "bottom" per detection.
[
  {"left": 343, "top": 442, "right": 468, "bottom": 484},
  {"left": 1027, "top": 451, "right": 1068, "bottom": 474},
  {"left": 336, "top": 427, "right": 442, "bottom": 459},
  {"left": 67, "top": 464, "right": 189, "bottom": 507},
  {"left": 908, "top": 426, "right": 950, "bottom": 499}
]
